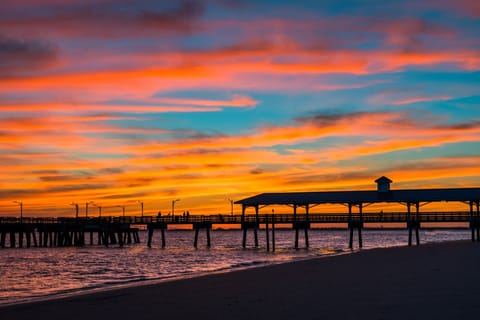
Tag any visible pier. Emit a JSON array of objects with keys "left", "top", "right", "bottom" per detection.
[
  {"left": 235, "top": 176, "right": 480, "bottom": 249},
  {"left": 0, "top": 210, "right": 478, "bottom": 250},
  {"left": 1, "top": 177, "right": 479, "bottom": 250},
  {"left": 0, "top": 217, "right": 141, "bottom": 248}
]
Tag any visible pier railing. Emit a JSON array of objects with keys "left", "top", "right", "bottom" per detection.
[
  {"left": 0, "top": 211, "right": 474, "bottom": 225},
  {"left": 1, "top": 211, "right": 478, "bottom": 250}
]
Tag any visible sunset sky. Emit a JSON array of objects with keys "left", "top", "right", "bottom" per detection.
[{"left": 1, "top": 0, "right": 479, "bottom": 216}]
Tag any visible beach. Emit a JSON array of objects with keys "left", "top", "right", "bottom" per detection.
[{"left": 1, "top": 240, "right": 479, "bottom": 320}]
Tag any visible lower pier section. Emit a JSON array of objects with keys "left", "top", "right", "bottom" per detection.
[
  {"left": 469, "top": 220, "right": 480, "bottom": 242},
  {"left": 0, "top": 223, "right": 140, "bottom": 248},
  {"left": 241, "top": 222, "right": 259, "bottom": 248},
  {"left": 293, "top": 221, "right": 310, "bottom": 249},
  {"left": 0, "top": 224, "right": 37, "bottom": 248},
  {"left": 194, "top": 222, "right": 212, "bottom": 248},
  {"left": 1, "top": 211, "right": 476, "bottom": 250},
  {"left": 348, "top": 220, "right": 364, "bottom": 249},
  {"left": 146, "top": 222, "right": 213, "bottom": 248},
  {"left": 407, "top": 220, "right": 421, "bottom": 247},
  {"left": 147, "top": 223, "right": 167, "bottom": 248}
]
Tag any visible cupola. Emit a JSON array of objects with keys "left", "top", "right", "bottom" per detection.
[{"left": 375, "top": 176, "right": 392, "bottom": 193}]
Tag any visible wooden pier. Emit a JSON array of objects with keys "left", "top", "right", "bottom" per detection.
[
  {"left": 0, "top": 217, "right": 140, "bottom": 249},
  {"left": 235, "top": 176, "right": 480, "bottom": 249},
  {"left": 0, "top": 210, "right": 478, "bottom": 250},
  {"left": 1, "top": 176, "right": 479, "bottom": 250}
]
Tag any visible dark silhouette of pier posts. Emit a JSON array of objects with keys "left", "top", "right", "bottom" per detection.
[
  {"left": 265, "top": 210, "right": 275, "bottom": 252},
  {"left": 160, "top": 228, "right": 165, "bottom": 247},
  {"left": 241, "top": 205, "right": 259, "bottom": 248},
  {"left": 266, "top": 215, "right": 270, "bottom": 251},
  {"left": 407, "top": 202, "right": 421, "bottom": 246},
  {"left": 271, "top": 214, "right": 275, "bottom": 252},
  {"left": 98, "top": 230, "right": 103, "bottom": 245},
  {"left": 193, "top": 222, "right": 212, "bottom": 248},
  {"left": 32, "top": 229, "right": 37, "bottom": 247},
  {"left": 407, "top": 202, "right": 412, "bottom": 246},
  {"left": 207, "top": 227, "right": 210, "bottom": 247},
  {"left": 48, "top": 230, "right": 52, "bottom": 247},
  {"left": 477, "top": 201, "right": 480, "bottom": 241},
  {"left": 117, "top": 230, "right": 124, "bottom": 247},
  {"left": 0, "top": 231, "right": 6, "bottom": 248},
  {"left": 469, "top": 201, "right": 480, "bottom": 242},
  {"left": 19, "top": 230, "right": 24, "bottom": 248},
  {"left": 241, "top": 206, "right": 245, "bottom": 247},
  {"left": 294, "top": 204, "right": 298, "bottom": 248},
  {"left": 359, "top": 203, "right": 363, "bottom": 248},
  {"left": 146, "top": 223, "right": 167, "bottom": 248},
  {"left": 255, "top": 206, "right": 259, "bottom": 247},
  {"left": 348, "top": 203, "right": 364, "bottom": 249},
  {"left": 10, "top": 231, "right": 15, "bottom": 248},
  {"left": 349, "top": 203, "right": 364, "bottom": 248},
  {"left": 37, "top": 229, "right": 42, "bottom": 247},
  {"left": 147, "top": 228, "right": 154, "bottom": 247},
  {"left": 26, "top": 231, "right": 31, "bottom": 247},
  {"left": 122, "top": 225, "right": 139, "bottom": 245},
  {"left": 194, "top": 228, "right": 199, "bottom": 247},
  {"left": 415, "top": 203, "right": 420, "bottom": 245},
  {"left": 348, "top": 204, "right": 353, "bottom": 249},
  {"left": 265, "top": 213, "right": 276, "bottom": 252},
  {"left": 293, "top": 204, "right": 310, "bottom": 249},
  {"left": 305, "top": 204, "right": 310, "bottom": 248}
]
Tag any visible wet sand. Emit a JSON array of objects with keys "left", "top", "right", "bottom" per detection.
[{"left": 1, "top": 241, "right": 480, "bottom": 320}]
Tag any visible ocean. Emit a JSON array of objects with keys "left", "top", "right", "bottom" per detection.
[{"left": 0, "top": 228, "right": 471, "bottom": 306}]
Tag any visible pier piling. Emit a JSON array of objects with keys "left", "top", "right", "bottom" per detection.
[{"left": 193, "top": 222, "right": 212, "bottom": 248}]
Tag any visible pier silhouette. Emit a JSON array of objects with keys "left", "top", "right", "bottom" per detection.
[{"left": 1, "top": 177, "right": 479, "bottom": 250}]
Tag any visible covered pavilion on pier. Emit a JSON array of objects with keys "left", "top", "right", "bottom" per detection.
[{"left": 235, "top": 176, "right": 480, "bottom": 249}]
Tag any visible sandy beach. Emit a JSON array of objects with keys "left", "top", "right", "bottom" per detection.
[{"left": 1, "top": 240, "right": 479, "bottom": 320}]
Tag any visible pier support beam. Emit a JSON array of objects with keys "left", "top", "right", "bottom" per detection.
[
  {"left": 193, "top": 222, "right": 212, "bottom": 248},
  {"left": 1, "top": 231, "right": 6, "bottom": 248},
  {"left": 160, "top": 229, "right": 165, "bottom": 247},
  {"left": 348, "top": 203, "right": 363, "bottom": 249},
  {"left": 10, "top": 231, "right": 15, "bottom": 248},
  {"left": 241, "top": 205, "right": 259, "bottom": 248},
  {"left": 407, "top": 202, "right": 421, "bottom": 246},
  {"left": 266, "top": 215, "right": 270, "bottom": 251},
  {"left": 477, "top": 201, "right": 480, "bottom": 242},
  {"left": 271, "top": 214, "right": 275, "bottom": 252},
  {"left": 19, "top": 231, "right": 24, "bottom": 248},
  {"left": 242, "top": 222, "right": 260, "bottom": 248},
  {"left": 147, "top": 228, "right": 154, "bottom": 248},
  {"left": 255, "top": 205, "right": 259, "bottom": 247},
  {"left": 146, "top": 223, "right": 166, "bottom": 248},
  {"left": 32, "top": 230, "right": 37, "bottom": 247},
  {"left": 293, "top": 204, "right": 310, "bottom": 249},
  {"left": 470, "top": 201, "right": 478, "bottom": 242}
]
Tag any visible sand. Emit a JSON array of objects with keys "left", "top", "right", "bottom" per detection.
[{"left": 1, "top": 241, "right": 480, "bottom": 320}]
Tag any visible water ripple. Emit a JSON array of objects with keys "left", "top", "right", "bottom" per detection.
[{"left": 0, "top": 229, "right": 470, "bottom": 305}]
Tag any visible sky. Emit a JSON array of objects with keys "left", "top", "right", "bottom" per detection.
[{"left": 0, "top": 0, "right": 479, "bottom": 217}]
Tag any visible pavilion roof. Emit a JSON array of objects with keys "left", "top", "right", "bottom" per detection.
[{"left": 235, "top": 188, "right": 480, "bottom": 206}]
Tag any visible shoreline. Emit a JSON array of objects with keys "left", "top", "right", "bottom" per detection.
[
  {"left": 0, "top": 246, "right": 350, "bottom": 308},
  {"left": 2, "top": 240, "right": 480, "bottom": 319}
]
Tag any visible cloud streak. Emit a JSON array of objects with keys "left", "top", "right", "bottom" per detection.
[{"left": 0, "top": 1, "right": 206, "bottom": 38}]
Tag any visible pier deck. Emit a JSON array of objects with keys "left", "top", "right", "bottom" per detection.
[
  {"left": 2, "top": 176, "right": 479, "bottom": 250},
  {"left": 0, "top": 211, "right": 477, "bottom": 250}
]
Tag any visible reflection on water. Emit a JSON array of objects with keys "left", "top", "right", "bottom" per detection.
[{"left": 0, "top": 229, "right": 470, "bottom": 305}]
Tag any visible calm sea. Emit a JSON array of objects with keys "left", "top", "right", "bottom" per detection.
[{"left": 0, "top": 228, "right": 471, "bottom": 306}]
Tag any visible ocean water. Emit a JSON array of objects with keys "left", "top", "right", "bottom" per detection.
[{"left": 0, "top": 228, "right": 471, "bottom": 306}]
